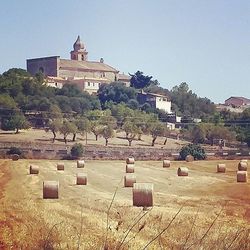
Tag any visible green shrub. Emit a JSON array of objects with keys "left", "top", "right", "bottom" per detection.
[
  {"left": 71, "top": 143, "right": 84, "bottom": 158},
  {"left": 7, "top": 147, "right": 22, "bottom": 155},
  {"left": 179, "top": 143, "right": 206, "bottom": 160}
]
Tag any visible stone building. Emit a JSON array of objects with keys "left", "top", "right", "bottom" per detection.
[{"left": 27, "top": 36, "right": 130, "bottom": 94}]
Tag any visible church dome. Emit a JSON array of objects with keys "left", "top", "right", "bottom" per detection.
[{"left": 73, "top": 35, "right": 84, "bottom": 51}]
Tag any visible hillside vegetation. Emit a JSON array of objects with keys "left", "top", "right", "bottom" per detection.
[{"left": 0, "top": 68, "right": 249, "bottom": 147}]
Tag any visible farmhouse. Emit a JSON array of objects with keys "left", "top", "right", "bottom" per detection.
[
  {"left": 27, "top": 36, "right": 130, "bottom": 94},
  {"left": 137, "top": 90, "right": 172, "bottom": 113}
]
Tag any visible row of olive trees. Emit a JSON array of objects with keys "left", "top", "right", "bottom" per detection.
[
  {"left": 183, "top": 123, "right": 236, "bottom": 146},
  {"left": 46, "top": 107, "right": 171, "bottom": 146}
]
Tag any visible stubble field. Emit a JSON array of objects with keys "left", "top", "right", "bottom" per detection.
[{"left": 0, "top": 159, "right": 249, "bottom": 249}]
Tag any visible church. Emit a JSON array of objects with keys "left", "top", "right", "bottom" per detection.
[{"left": 27, "top": 36, "right": 130, "bottom": 94}]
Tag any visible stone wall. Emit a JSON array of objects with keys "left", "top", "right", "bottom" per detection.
[{"left": 0, "top": 143, "right": 249, "bottom": 160}]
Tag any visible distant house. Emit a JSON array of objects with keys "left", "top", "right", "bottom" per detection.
[
  {"left": 225, "top": 96, "right": 250, "bottom": 107},
  {"left": 215, "top": 104, "right": 246, "bottom": 113},
  {"left": 117, "top": 73, "right": 131, "bottom": 87},
  {"left": 137, "top": 90, "right": 172, "bottom": 113}
]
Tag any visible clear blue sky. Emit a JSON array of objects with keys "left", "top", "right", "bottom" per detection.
[{"left": 0, "top": 0, "right": 249, "bottom": 103}]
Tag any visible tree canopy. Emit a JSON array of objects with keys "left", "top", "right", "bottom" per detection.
[
  {"left": 98, "top": 82, "right": 137, "bottom": 108},
  {"left": 170, "top": 82, "right": 215, "bottom": 118},
  {"left": 129, "top": 71, "right": 152, "bottom": 89}
]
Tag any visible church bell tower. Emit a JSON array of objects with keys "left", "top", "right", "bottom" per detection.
[{"left": 70, "top": 36, "right": 88, "bottom": 61}]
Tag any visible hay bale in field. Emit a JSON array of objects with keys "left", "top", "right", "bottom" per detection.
[
  {"left": 163, "top": 160, "right": 171, "bottom": 168},
  {"left": 240, "top": 159, "right": 248, "bottom": 163},
  {"left": 77, "top": 160, "right": 85, "bottom": 168},
  {"left": 126, "top": 157, "right": 135, "bottom": 164},
  {"left": 238, "top": 161, "right": 248, "bottom": 171},
  {"left": 43, "top": 181, "right": 59, "bottom": 199},
  {"left": 185, "top": 155, "right": 194, "bottom": 162},
  {"left": 57, "top": 163, "right": 64, "bottom": 171},
  {"left": 217, "top": 163, "right": 226, "bottom": 173},
  {"left": 126, "top": 164, "right": 135, "bottom": 173},
  {"left": 133, "top": 183, "right": 153, "bottom": 207},
  {"left": 12, "top": 154, "right": 19, "bottom": 161},
  {"left": 124, "top": 174, "right": 136, "bottom": 187},
  {"left": 30, "top": 165, "right": 39, "bottom": 174},
  {"left": 177, "top": 167, "right": 189, "bottom": 176},
  {"left": 76, "top": 173, "right": 87, "bottom": 185},
  {"left": 237, "top": 171, "right": 248, "bottom": 183}
]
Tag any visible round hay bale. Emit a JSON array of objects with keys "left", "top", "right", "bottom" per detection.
[
  {"left": 126, "top": 157, "right": 135, "bottom": 164},
  {"left": 240, "top": 159, "right": 248, "bottom": 163},
  {"left": 185, "top": 155, "right": 194, "bottom": 162},
  {"left": 12, "top": 154, "right": 19, "bottom": 161},
  {"left": 57, "top": 163, "right": 64, "bottom": 171},
  {"left": 237, "top": 171, "right": 248, "bottom": 183},
  {"left": 124, "top": 174, "right": 136, "bottom": 187},
  {"left": 163, "top": 160, "right": 171, "bottom": 168},
  {"left": 126, "top": 164, "right": 134, "bottom": 173},
  {"left": 177, "top": 167, "right": 189, "bottom": 176},
  {"left": 238, "top": 161, "right": 248, "bottom": 171},
  {"left": 77, "top": 160, "right": 85, "bottom": 168},
  {"left": 43, "top": 181, "right": 59, "bottom": 199},
  {"left": 30, "top": 165, "right": 39, "bottom": 174},
  {"left": 217, "top": 163, "right": 226, "bottom": 173},
  {"left": 133, "top": 183, "right": 153, "bottom": 207},
  {"left": 76, "top": 173, "right": 87, "bottom": 185}
]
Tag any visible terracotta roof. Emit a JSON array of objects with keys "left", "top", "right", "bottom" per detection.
[
  {"left": 225, "top": 96, "right": 250, "bottom": 103},
  {"left": 59, "top": 59, "right": 119, "bottom": 73}
]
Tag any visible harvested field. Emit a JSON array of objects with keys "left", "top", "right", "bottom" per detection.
[{"left": 0, "top": 159, "right": 249, "bottom": 249}]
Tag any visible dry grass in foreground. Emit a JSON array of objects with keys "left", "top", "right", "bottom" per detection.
[{"left": 1, "top": 201, "right": 249, "bottom": 250}]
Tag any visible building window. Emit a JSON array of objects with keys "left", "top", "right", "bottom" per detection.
[
  {"left": 163, "top": 98, "right": 166, "bottom": 101},
  {"left": 87, "top": 82, "right": 90, "bottom": 86},
  {"left": 39, "top": 67, "right": 44, "bottom": 73}
]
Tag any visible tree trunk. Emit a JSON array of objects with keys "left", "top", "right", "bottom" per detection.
[
  {"left": 95, "top": 134, "right": 98, "bottom": 141},
  {"left": 16, "top": 128, "right": 19, "bottom": 134},
  {"left": 152, "top": 137, "right": 157, "bottom": 146},
  {"left": 138, "top": 134, "right": 142, "bottom": 140},
  {"left": 72, "top": 133, "right": 76, "bottom": 141},
  {"left": 163, "top": 138, "right": 167, "bottom": 145},
  {"left": 128, "top": 139, "right": 132, "bottom": 146},
  {"left": 105, "top": 138, "right": 108, "bottom": 146},
  {"left": 64, "top": 135, "right": 67, "bottom": 144},
  {"left": 52, "top": 131, "right": 56, "bottom": 142}
]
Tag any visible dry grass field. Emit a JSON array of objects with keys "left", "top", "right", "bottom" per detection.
[{"left": 0, "top": 159, "right": 249, "bottom": 249}]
